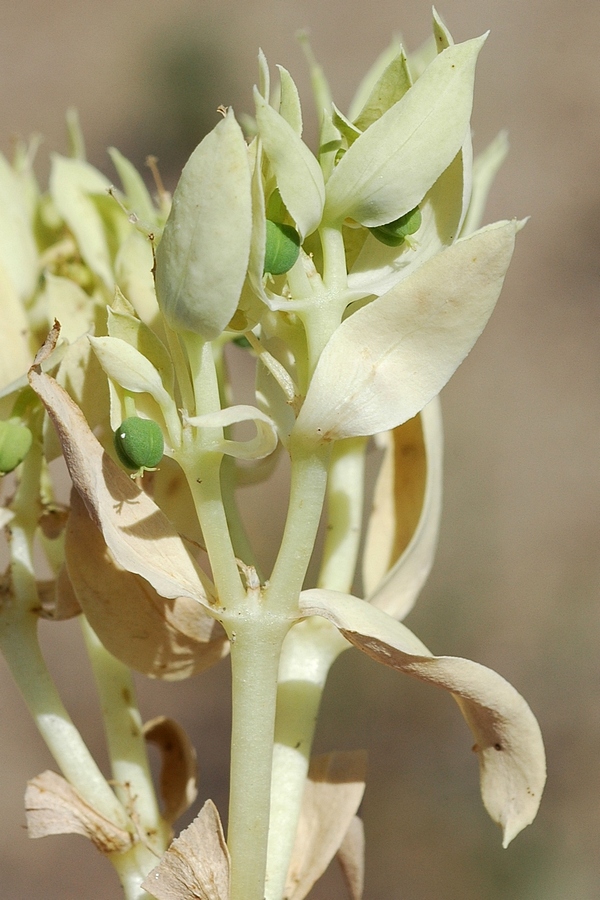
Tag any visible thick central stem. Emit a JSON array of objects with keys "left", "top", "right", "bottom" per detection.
[{"left": 226, "top": 614, "right": 290, "bottom": 900}]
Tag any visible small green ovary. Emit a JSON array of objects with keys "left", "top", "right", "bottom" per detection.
[
  {"left": 0, "top": 421, "right": 33, "bottom": 475},
  {"left": 263, "top": 220, "right": 301, "bottom": 275},
  {"left": 114, "top": 417, "right": 164, "bottom": 472},
  {"left": 368, "top": 205, "right": 422, "bottom": 247}
]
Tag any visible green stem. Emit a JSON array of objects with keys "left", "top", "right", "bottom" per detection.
[
  {"left": 0, "top": 437, "right": 129, "bottom": 829},
  {"left": 265, "top": 436, "right": 331, "bottom": 610},
  {"left": 80, "top": 618, "right": 169, "bottom": 855},
  {"left": 317, "top": 436, "right": 368, "bottom": 592},
  {"left": 265, "top": 618, "right": 346, "bottom": 900},
  {"left": 110, "top": 844, "right": 160, "bottom": 900},
  {"left": 184, "top": 453, "right": 245, "bottom": 607},
  {"left": 225, "top": 613, "right": 290, "bottom": 900},
  {"left": 0, "top": 609, "right": 129, "bottom": 829},
  {"left": 177, "top": 333, "right": 245, "bottom": 607},
  {"left": 265, "top": 437, "right": 368, "bottom": 898},
  {"left": 225, "top": 436, "right": 331, "bottom": 900},
  {"left": 320, "top": 225, "right": 347, "bottom": 294}
]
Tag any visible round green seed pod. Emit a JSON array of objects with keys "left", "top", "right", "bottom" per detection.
[
  {"left": 263, "top": 220, "right": 301, "bottom": 276},
  {"left": 114, "top": 417, "right": 164, "bottom": 472},
  {"left": 368, "top": 205, "right": 422, "bottom": 247},
  {"left": 0, "top": 420, "right": 33, "bottom": 475}
]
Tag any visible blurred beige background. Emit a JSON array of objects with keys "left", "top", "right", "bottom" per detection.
[{"left": 1, "top": 1, "right": 599, "bottom": 897}]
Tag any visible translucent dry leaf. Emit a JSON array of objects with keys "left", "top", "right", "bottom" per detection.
[
  {"left": 37, "top": 564, "right": 82, "bottom": 620},
  {"left": 364, "top": 396, "right": 443, "bottom": 620},
  {"left": 336, "top": 815, "right": 365, "bottom": 900},
  {"left": 284, "top": 751, "right": 367, "bottom": 900},
  {"left": 28, "top": 368, "right": 213, "bottom": 607},
  {"left": 143, "top": 716, "right": 198, "bottom": 823},
  {"left": 25, "top": 770, "right": 133, "bottom": 853},
  {"left": 299, "top": 590, "right": 546, "bottom": 846},
  {"left": 141, "top": 800, "right": 230, "bottom": 900},
  {"left": 65, "top": 489, "right": 227, "bottom": 680}
]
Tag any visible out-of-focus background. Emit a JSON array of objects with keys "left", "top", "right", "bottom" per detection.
[{"left": 1, "top": 1, "right": 599, "bottom": 897}]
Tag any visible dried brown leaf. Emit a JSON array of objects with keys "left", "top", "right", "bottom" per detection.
[
  {"left": 363, "top": 413, "right": 426, "bottom": 593},
  {"left": 65, "top": 489, "right": 228, "bottom": 680},
  {"left": 336, "top": 815, "right": 365, "bottom": 900},
  {"left": 284, "top": 751, "right": 367, "bottom": 900},
  {"left": 25, "top": 770, "right": 133, "bottom": 854},
  {"left": 144, "top": 716, "right": 198, "bottom": 824},
  {"left": 364, "top": 396, "right": 443, "bottom": 620},
  {"left": 28, "top": 368, "right": 214, "bottom": 606},
  {"left": 36, "top": 564, "right": 82, "bottom": 620},
  {"left": 300, "top": 589, "right": 546, "bottom": 846},
  {"left": 32, "top": 319, "right": 61, "bottom": 367},
  {"left": 141, "top": 800, "right": 230, "bottom": 900}
]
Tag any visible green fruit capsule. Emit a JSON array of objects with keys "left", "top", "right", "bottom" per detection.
[
  {"left": 114, "top": 417, "right": 164, "bottom": 472},
  {"left": 368, "top": 205, "right": 422, "bottom": 247},
  {"left": 263, "top": 220, "right": 301, "bottom": 275},
  {"left": 0, "top": 420, "right": 33, "bottom": 475}
]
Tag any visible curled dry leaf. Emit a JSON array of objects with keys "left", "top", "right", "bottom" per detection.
[
  {"left": 65, "top": 489, "right": 228, "bottom": 680},
  {"left": 143, "top": 716, "right": 198, "bottom": 824},
  {"left": 284, "top": 751, "right": 367, "bottom": 900},
  {"left": 299, "top": 589, "right": 546, "bottom": 846},
  {"left": 336, "top": 815, "right": 365, "bottom": 900},
  {"left": 36, "top": 565, "right": 82, "bottom": 620},
  {"left": 363, "top": 396, "right": 443, "bottom": 620},
  {"left": 141, "top": 799, "right": 230, "bottom": 900},
  {"left": 27, "top": 368, "right": 214, "bottom": 607},
  {"left": 25, "top": 770, "right": 133, "bottom": 854}
]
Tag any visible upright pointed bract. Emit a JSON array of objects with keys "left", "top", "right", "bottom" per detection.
[{"left": 155, "top": 110, "right": 252, "bottom": 339}]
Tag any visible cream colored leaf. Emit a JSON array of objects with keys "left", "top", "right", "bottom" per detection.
[
  {"left": 348, "top": 145, "right": 465, "bottom": 298},
  {"left": 461, "top": 130, "right": 510, "bottom": 237},
  {"left": 277, "top": 65, "right": 303, "bottom": 136},
  {"left": 323, "top": 36, "right": 485, "bottom": 228},
  {"left": 155, "top": 110, "right": 252, "bottom": 340},
  {"left": 0, "top": 262, "right": 33, "bottom": 394},
  {"left": 254, "top": 89, "right": 325, "bottom": 238},
  {"left": 364, "top": 396, "right": 443, "bottom": 620},
  {"left": 66, "top": 490, "right": 227, "bottom": 680},
  {"left": 107, "top": 307, "right": 174, "bottom": 391},
  {"left": 89, "top": 335, "right": 174, "bottom": 412},
  {"left": 0, "top": 152, "right": 38, "bottom": 300},
  {"left": 49, "top": 155, "right": 114, "bottom": 289},
  {"left": 143, "top": 716, "right": 198, "bottom": 823},
  {"left": 352, "top": 50, "right": 412, "bottom": 132},
  {"left": 25, "top": 770, "right": 133, "bottom": 853},
  {"left": 295, "top": 220, "right": 518, "bottom": 442},
  {"left": 43, "top": 330, "right": 111, "bottom": 463},
  {"left": 299, "top": 589, "right": 546, "bottom": 846},
  {"left": 184, "top": 405, "right": 278, "bottom": 460},
  {"left": 41, "top": 273, "right": 96, "bottom": 343},
  {"left": 115, "top": 230, "right": 161, "bottom": 326},
  {"left": 108, "top": 147, "right": 158, "bottom": 226},
  {"left": 141, "top": 800, "right": 230, "bottom": 900},
  {"left": 336, "top": 815, "right": 365, "bottom": 900},
  {"left": 28, "top": 369, "right": 213, "bottom": 607},
  {"left": 284, "top": 751, "right": 367, "bottom": 900}
]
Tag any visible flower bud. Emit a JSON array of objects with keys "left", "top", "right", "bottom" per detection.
[
  {"left": 0, "top": 420, "right": 33, "bottom": 475},
  {"left": 263, "top": 220, "right": 301, "bottom": 275},
  {"left": 114, "top": 417, "right": 164, "bottom": 472},
  {"left": 368, "top": 205, "right": 422, "bottom": 247}
]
